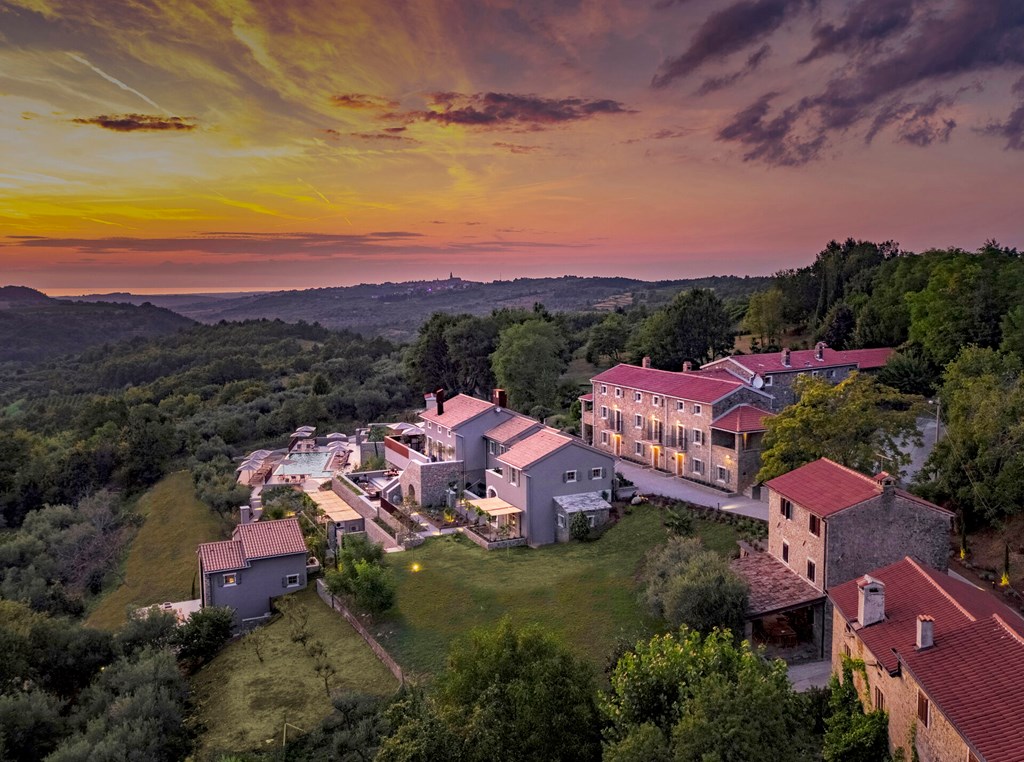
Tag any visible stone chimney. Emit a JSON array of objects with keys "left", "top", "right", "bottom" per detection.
[
  {"left": 491, "top": 388, "right": 507, "bottom": 409},
  {"left": 641, "top": 356, "right": 652, "bottom": 369},
  {"left": 435, "top": 388, "right": 446, "bottom": 416},
  {"left": 682, "top": 361, "right": 692, "bottom": 372},
  {"left": 916, "top": 614, "right": 935, "bottom": 650},
  {"left": 857, "top": 575, "right": 886, "bottom": 626},
  {"left": 239, "top": 505, "right": 252, "bottom": 525},
  {"left": 781, "top": 348, "right": 791, "bottom": 367},
  {"left": 815, "top": 341, "right": 826, "bottom": 361}
]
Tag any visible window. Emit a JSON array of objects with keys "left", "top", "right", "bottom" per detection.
[
  {"left": 601, "top": 384, "right": 607, "bottom": 395},
  {"left": 811, "top": 370, "right": 820, "bottom": 377},
  {"left": 917, "top": 691, "right": 930, "bottom": 727},
  {"left": 677, "top": 401, "right": 685, "bottom": 411},
  {"left": 564, "top": 470, "right": 578, "bottom": 483},
  {"left": 488, "top": 441, "right": 495, "bottom": 455},
  {"left": 600, "top": 405, "right": 608, "bottom": 419},
  {"left": 692, "top": 428, "right": 703, "bottom": 446},
  {"left": 826, "top": 370, "right": 835, "bottom": 378},
  {"left": 634, "top": 391, "right": 643, "bottom": 402},
  {"left": 716, "top": 466, "right": 730, "bottom": 483},
  {"left": 615, "top": 387, "right": 623, "bottom": 398},
  {"left": 693, "top": 403, "right": 703, "bottom": 415},
  {"left": 874, "top": 687, "right": 885, "bottom": 712},
  {"left": 652, "top": 395, "right": 661, "bottom": 406},
  {"left": 509, "top": 468, "right": 520, "bottom": 486},
  {"left": 692, "top": 458, "right": 704, "bottom": 474},
  {"left": 809, "top": 514, "right": 821, "bottom": 537},
  {"left": 588, "top": 514, "right": 596, "bottom": 528},
  {"left": 781, "top": 498, "right": 793, "bottom": 520},
  {"left": 764, "top": 375, "right": 773, "bottom": 387},
  {"left": 843, "top": 643, "right": 851, "bottom": 658},
  {"left": 807, "top": 559, "right": 816, "bottom": 582},
  {"left": 590, "top": 467, "right": 604, "bottom": 480},
  {"left": 635, "top": 442, "right": 645, "bottom": 456},
  {"left": 557, "top": 514, "right": 566, "bottom": 528},
  {"left": 285, "top": 573, "right": 300, "bottom": 587},
  {"left": 782, "top": 541, "right": 789, "bottom": 563},
  {"left": 634, "top": 414, "right": 643, "bottom": 429},
  {"left": 223, "top": 573, "right": 237, "bottom": 586},
  {"left": 601, "top": 431, "right": 609, "bottom": 445}
]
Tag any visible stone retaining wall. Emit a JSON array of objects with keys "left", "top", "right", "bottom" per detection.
[{"left": 316, "top": 580, "right": 403, "bottom": 684}]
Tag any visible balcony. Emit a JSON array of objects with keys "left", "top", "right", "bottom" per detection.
[
  {"left": 602, "top": 417, "right": 623, "bottom": 433},
  {"left": 640, "top": 424, "right": 665, "bottom": 444}
]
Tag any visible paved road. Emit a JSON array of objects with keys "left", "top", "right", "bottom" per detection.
[{"left": 615, "top": 460, "right": 768, "bottom": 520}]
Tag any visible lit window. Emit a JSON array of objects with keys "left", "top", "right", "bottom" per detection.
[
  {"left": 807, "top": 559, "right": 816, "bottom": 582},
  {"left": 590, "top": 467, "right": 604, "bottom": 479},
  {"left": 223, "top": 573, "right": 237, "bottom": 586},
  {"left": 285, "top": 573, "right": 300, "bottom": 587},
  {"left": 782, "top": 541, "right": 789, "bottom": 563},
  {"left": 565, "top": 470, "right": 578, "bottom": 483},
  {"left": 781, "top": 498, "right": 793, "bottom": 520},
  {"left": 917, "top": 691, "right": 930, "bottom": 727}
]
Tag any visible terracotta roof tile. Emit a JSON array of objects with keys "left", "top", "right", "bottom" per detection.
[
  {"left": 765, "top": 458, "right": 950, "bottom": 519},
  {"left": 732, "top": 550, "right": 825, "bottom": 617},
  {"left": 497, "top": 428, "right": 573, "bottom": 469},
  {"left": 579, "top": 392, "right": 593, "bottom": 401},
  {"left": 233, "top": 518, "right": 307, "bottom": 560},
  {"left": 712, "top": 347, "right": 894, "bottom": 375},
  {"left": 484, "top": 415, "right": 541, "bottom": 444},
  {"left": 198, "top": 539, "right": 246, "bottom": 573},
  {"left": 711, "top": 404, "right": 775, "bottom": 432},
  {"left": 419, "top": 393, "right": 494, "bottom": 428},
  {"left": 830, "top": 557, "right": 1024, "bottom": 762},
  {"left": 591, "top": 364, "right": 747, "bottom": 404}
]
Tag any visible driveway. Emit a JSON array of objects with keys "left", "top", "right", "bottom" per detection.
[{"left": 615, "top": 460, "right": 768, "bottom": 520}]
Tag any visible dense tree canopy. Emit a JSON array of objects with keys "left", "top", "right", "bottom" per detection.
[
  {"left": 629, "top": 289, "right": 734, "bottom": 370},
  {"left": 491, "top": 319, "right": 568, "bottom": 413}
]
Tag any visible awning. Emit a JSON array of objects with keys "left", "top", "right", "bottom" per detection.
[{"left": 468, "top": 497, "right": 523, "bottom": 517}]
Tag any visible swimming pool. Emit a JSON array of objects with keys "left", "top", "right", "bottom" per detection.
[{"left": 275, "top": 451, "right": 335, "bottom": 478}]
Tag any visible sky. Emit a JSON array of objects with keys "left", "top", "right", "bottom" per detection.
[{"left": 2, "top": 0, "right": 1023, "bottom": 294}]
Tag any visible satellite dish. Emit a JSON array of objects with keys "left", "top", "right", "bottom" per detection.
[{"left": 752, "top": 374, "right": 765, "bottom": 389}]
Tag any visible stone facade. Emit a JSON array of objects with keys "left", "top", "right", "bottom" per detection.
[
  {"left": 768, "top": 489, "right": 827, "bottom": 590},
  {"left": 831, "top": 608, "right": 974, "bottom": 762},
  {"left": 582, "top": 381, "right": 771, "bottom": 495},
  {"left": 760, "top": 363, "right": 857, "bottom": 410},
  {"left": 398, "top": 459, "right": 463, "bottom": 508}
]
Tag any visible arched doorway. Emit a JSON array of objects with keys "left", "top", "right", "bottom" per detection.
[{"left": 486, "top": 486, "right": 497, "bottom": 498}]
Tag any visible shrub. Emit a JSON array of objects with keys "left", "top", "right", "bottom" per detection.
[
  {"left": 173, "top": 606, "right": 234, "bottom": 668},
  {"left": 570, "top": 512, "right": 591, "bottom": 542}
]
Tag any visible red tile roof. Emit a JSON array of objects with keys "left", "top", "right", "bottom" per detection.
[
  {"left": 497, "top": 427, "right": 573, "bottom": 469},
  {"left": 765, "top": 458, "right": 950, "bottom": 519},
  {"left": 198, "top": 539, "right": 246, "bottom": 573},
  {"left": 419, "top": 393, "right": 495, "bottom": 428},
  {"left": 732, "top": 550, "right": 825, "bottom": 617},
  {"left": 484, "top": 415, "right": 541, "bottom": 444},
  {"left": 710, "top": 347, "right": 894, "bottom": 375},
  {"left": 234, "top": 518, "right": 307, "bottom": 560},
  {"left": 591, "top": 364, "right": 748, "bottom": 404},
  {"left": 830, "top": 557, "right": 1024, "bottom": 762},
  {"left": 579, "top": 392, "right": 593, "bottom": 402},
  {"left": 711, "top": 404, "right": 775, "bottom": 432}
]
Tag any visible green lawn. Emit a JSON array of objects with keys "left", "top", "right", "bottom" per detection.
[
  {"left": 86, "top": 471, "right": 228, "bottom": 630},
  {"left": 371, "top": 504, "right": 739, "bottom": 678},
  {"left": 191, "top": 585, "right": 398, "bottom": 755}
]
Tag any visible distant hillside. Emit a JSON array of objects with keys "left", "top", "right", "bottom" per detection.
[
  {"left": 0, "top": 288, "right": 195, "bottom": 364},
  {"left": 75, "top": 275, "right": 769, "bottom": 341}
]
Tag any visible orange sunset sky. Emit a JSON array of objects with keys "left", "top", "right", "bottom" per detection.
[{"left": 2, "top": 0, "right": 1023, "bottom": 293}]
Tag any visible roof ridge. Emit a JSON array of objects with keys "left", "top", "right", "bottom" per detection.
[
  {"left": 599, "top": 362, "right": 744, "bottom": 385},
  {"left": 819, "top": 457, "right": 882, "bottom": 489},
  {"left": 992, "top": 614, "right": 1024, "bottom": 646},
  {"left": 907, "top": 557, "right": 977, "bottom": 624}
]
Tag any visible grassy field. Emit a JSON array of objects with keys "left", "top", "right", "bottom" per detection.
[
  {"left": 371, "top": 504, "right": 739, "bottom": 678},
  {"left": 86, "top": 471, "right": 227, "bottom": 630},
  {"left": 191, "top": 585, "right": 398, "bottom": 756}
]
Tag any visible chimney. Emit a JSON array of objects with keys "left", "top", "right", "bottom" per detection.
[
  {"left": 857, "top": 575, "right": 886, "bottom": 626},
  {"left": 239, "top": 505, "right": 252, "bottom": 525},
  {"left": 815, "top": 341, "right": 826, "bottom": 361},
  {"left": 641, "top": 356, "right": 652, "bottom": 369},
  {"left": 781, "top": 348, "right": 791, "bottom": 367},
  {"left": 491, "top": 388, "right": 507, "bottom": 409},
  {"left": 682, "top": 361, "right": 692, "bottom": 372},
  {"left": 916, "top": 615, "right": 935, "bottom": 650},
  {"left": 435, "top": 388, "right": 445, "bottom": 416}
]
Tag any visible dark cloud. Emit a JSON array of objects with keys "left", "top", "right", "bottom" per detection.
[
  {"left": 71, "top": 114, "right": 197, "bottom": 132},
  {"left": 981, "top": 77, "right": 1024, "bottom": 150},
  {"left": 715, "top": 0, "right": 1024, "bottom": 164},
  {"left": 329, "top": 93, "right": 399, "bottom": 110},
  {"left": 697, "top": 44, "right": 772, "bottom": 95},
  {"left": 653, "top": 0, "right": 807, "bottom": 88},
  {"left": 493, "top": 141, "right": 542, "bottom": 154},
  {"left": 800, "top": 0, "right": 917, "bottom": 63},
  {"left": 398, "top": 92, "right": 634, "bottom": 129}
]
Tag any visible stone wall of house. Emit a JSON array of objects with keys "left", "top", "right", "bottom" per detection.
[
  {"left": 763, "top": 363, "right": 857, "bottom": 410},
  {"left": 831, "top": 608, "right": 972, "bottom": 762},
  {"left": 554, "top": 506, "right": 611, "bottom": 543},
  {"left": 825, "top": 491, "right": 951, "bottom": 589},
  {"left": 767, "top": 488, "right": 827, "bottom": 591},
  {"left": 398, "top": 459, "right": 463, "bottom": 508}
]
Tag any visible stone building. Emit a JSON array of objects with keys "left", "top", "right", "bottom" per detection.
[
  {"left": 581, "top": 361, "right": 775, "bottom": 496},
  {"left": 731, "top": 458, "right": 953, "bottom": 659},
  {"left": 830, "top": 557, "right": 1024, "bottom": 762}
]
